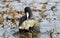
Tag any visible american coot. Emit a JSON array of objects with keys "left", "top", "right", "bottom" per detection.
[
  {"left": 19, "top": 7, "right": 32, "bottom": 26},
  {"left": 19, "top": 7, "right": 38, "bottom": 33}
]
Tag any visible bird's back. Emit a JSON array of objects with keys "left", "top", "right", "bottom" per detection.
[{"left": 19, "top": 19, "right": 39, "bottom": 30}]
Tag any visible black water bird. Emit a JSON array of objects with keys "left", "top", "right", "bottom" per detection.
[
  {"left": 19, "top": 7, "right": 32, "bottom": 33},
  {"left": 19, "top": 7, "right": 32, "bottom": 26}
]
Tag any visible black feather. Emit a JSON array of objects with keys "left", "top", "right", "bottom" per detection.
[{"left": 19, "top": 14, "right": 27, "bottom": 26}]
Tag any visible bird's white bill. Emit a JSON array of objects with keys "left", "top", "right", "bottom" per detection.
[{"left": 26, "top": 12, "right": 29, "bottom": 19}]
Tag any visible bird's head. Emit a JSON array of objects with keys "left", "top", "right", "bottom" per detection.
[{"left": 24, "top": 7, "right": 32, "bottom": 19}]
